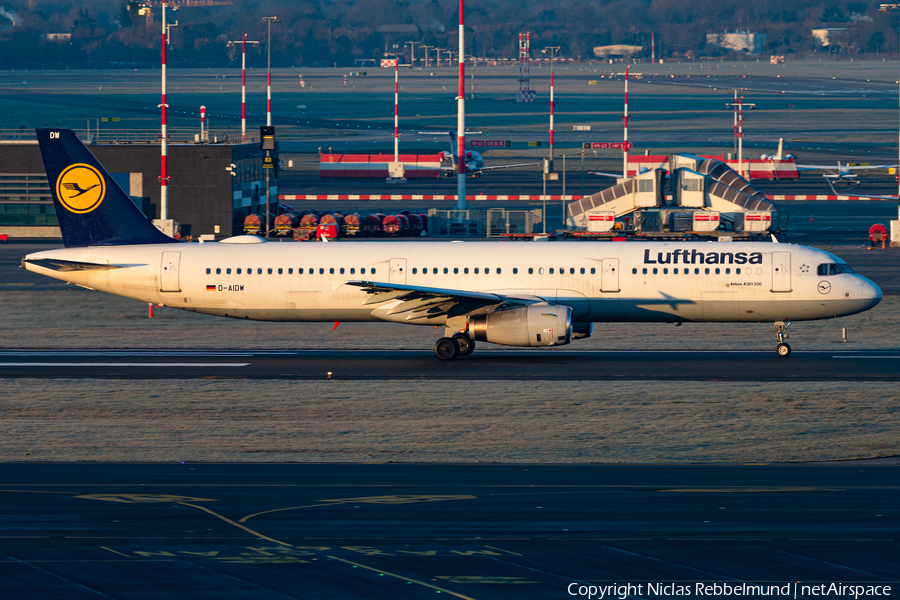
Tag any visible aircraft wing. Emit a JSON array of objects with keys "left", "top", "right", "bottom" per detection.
[
  {"left": 477, "top": 162, "right": 541, "bottom": 171},
  {"left": 588, "top": 171, "right": 624, "bottom": 178},
  {"left": 344, "top": 280, "right": 536, "bottom": 320},
  {"left": 825, "top": 178, "right": 898, "bottom": 199},
  {"left": 796, "top": 164, "right": 895, "bottom": 171}
]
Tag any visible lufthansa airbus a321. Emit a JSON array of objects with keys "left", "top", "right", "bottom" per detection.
[{"left": 22, "top": 129, "right": 882, "bottom": 360}]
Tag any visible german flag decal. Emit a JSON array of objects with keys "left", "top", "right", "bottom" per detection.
[{"left": 206, "top": 285, "right": 216, "bottom": 291}]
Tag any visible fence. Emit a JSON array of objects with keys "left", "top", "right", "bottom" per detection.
[{"left": 427, "top": 208, "right": 542, "bottom": 238}]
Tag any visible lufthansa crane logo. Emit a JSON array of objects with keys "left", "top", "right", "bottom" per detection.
[{"left": 56, "top": 163, "right": 105, "bottom": 214}]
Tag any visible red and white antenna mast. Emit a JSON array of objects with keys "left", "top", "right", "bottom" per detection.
[
  {"left": 200, "top": 105, "right": 206, "bottom": 140},
  {"left": 241, "top": 35, "right": 247, "bottom": 140},
  {"left": 651, "top": 32, "right": 655, "bottom": 64},
  {"left": 517, "top": 32, "right": 535, "bottom": 102},
  {"left": 456, "top": 0, "right": 466, "bottom": 209},
  {"left": 393, "top": 62, "right": 400, "bottom": 162},
  {"left": 159, "top": 0, "right": 168, "bottom": 219},
  {"left": 616, "top": 66, "right": 642, "bottom": 177}
]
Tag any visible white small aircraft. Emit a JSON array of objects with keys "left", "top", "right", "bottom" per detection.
[
  {"left": 795, "top": 160, "right": 896, "bottom": 186},
  {"left": 419, "top": 131, "right": 539, "bottom": 177}
]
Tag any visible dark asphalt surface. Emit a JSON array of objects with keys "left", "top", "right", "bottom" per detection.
[
  {"left": 0, "top": 463, "right": 896, "bottom": 600},
  {"left": 1, "top": 349, "right": 900, "bottom": 381}
]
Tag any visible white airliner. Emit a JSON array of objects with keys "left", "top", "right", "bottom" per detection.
[{"left": 23, "top": 129, "right": 882, "bottom": 360}]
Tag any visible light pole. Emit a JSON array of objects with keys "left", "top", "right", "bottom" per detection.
[
  {"left": 879, "top": 3, "right": 900, "bottom": 227},
  {"left": 405, "top": 41, "right": 418, "bottom": 67},
  {"left": 261, "top": 16, "right": 279, "bottom": 127},
  {"left": 726, "top": 95, "right": 755, "bottom": 179},
  {"left": 542, "top": 46, "right": 560, "bottom": 167},
  {"left": 227, "top": 36, "right": 260, "bottom": 142}
]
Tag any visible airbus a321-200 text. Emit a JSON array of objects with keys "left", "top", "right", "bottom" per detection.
[{"left": 23, "top": 129, "right": 882, "bottom": 360}]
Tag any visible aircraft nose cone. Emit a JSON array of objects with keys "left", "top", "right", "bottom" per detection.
[{"left": 862, "top": 277, "right": 882, "bottom": 309}]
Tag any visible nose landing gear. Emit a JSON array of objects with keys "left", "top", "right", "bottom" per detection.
[{"left": 774, "top": 321, "right": 792, "bottom": 358}]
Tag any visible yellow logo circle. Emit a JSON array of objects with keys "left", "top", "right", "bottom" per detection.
[{"left": 56, "top": 163, "right": 105, "bottom": 214}]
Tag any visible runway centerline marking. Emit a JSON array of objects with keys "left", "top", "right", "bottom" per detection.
[
  {"left": 327, "top": 556, "right": 479, "bottom": 600},
  {"left": 0, "top": 363, "right": 250, "bottom": 367},
  {"left": 832, "top": 356, "right": 900, "bottom": 359}
]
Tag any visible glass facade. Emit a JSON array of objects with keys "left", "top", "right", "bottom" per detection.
[{"left": 0, "top": 174, "right": 57, "bottom": 226}]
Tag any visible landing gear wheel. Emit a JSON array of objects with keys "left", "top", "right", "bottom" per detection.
[
  {"left": 434, "top": 337, "right": 460, "bottom": 361},
  {"left": 776, "top": 343, "right": 792, "bottom": 358},
  {"left": 452, "top": 333, "right": 475, "bottom": 356}
]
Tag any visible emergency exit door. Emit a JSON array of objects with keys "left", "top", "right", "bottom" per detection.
[
  {"left": 160, "top": 251, "right": 181, "bottom": 292},
  {"left": 771, "top": 252, "right": 792, "bottom": 293},
  {"left": 601, "top": 258, "right": 620, "bottom": 293}
]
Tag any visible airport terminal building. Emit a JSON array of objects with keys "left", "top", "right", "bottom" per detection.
[{"left": 0, "top": 140, "right": 277, "bottom": 239}]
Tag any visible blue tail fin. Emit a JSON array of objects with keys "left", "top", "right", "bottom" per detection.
[{"left": 36, "top": 128, "right": 174, "bottom": 248}]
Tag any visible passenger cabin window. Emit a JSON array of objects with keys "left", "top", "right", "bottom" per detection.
[
  {"left": 216, "top": 268, "right": 221, "bottom": 275},
  {"left": 528, "top": 268, "right": 533, "bottom": 274},
  {"left": 454, "top": 268, "right": 459, "bottom": 274},
  {"left": 497, "top": 268, "right": 501, "bottom": 274},
  {"left": 237, "top": 268, "right": 242, "bottom": 274},
  {"left": 278, "top": 268, "right": 283, "bottom": 275},
  {"left": 653, "top": 268, "right": 658, "bottom": 274},
  {"left": 361, "top": 268, "right": 366, "bottom": 275},
  {"left": 268, "top": 268, "right": 273, "bottom": 274},
  {"left": 513, "top": 268, "right": 518, "bottom": 274},
  {"left": 350, "top": 268, "right": 355, "bottom": 275},
  {"left": 340, "top": 268, "right": 345, "bottom": 275},
  {"left": 633, "top": 268, "right": 637, "bottom": 274},
  {"left": 580, "top": 268, "right": 585, "bottom": 274},
  {"left": 257, "top": 268, "right": 263, "bottom": 274},
  {"left": 590, "top": 268, "right": 596, "bottom": 274},
  {"left": 549, "top": 268, "right": 554, "bottom": 275},
  {"left": 227, "top": 268, "right": 232, "bottom": 274},
  {"left": 206, "top": 268, "right": 211, "bottom": 274}
]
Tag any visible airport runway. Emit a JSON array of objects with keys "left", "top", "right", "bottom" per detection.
[
  {"left": 2, "top": 348, "right": 900, "bottom": 381},
  {"left": 0, "top": 463, "right": 896, "bottom": 600}
]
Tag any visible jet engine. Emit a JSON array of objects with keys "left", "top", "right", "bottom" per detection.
[
  {"left": 572, "top": 322, "right": 593, "bottom": 340},
  {"left": 470, "top": 304, "right": 572, "bottom": 347}
]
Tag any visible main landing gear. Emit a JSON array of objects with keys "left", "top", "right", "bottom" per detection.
[
  {"left": 433, "top": 333, "right": 476, "bottom": 361},
  {"left": 774, "top": 320, "right": 792, "bottom": 358}
]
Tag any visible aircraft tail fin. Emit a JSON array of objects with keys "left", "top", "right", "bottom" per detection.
[{"left": 36, "top": 128, "right": 174, "bottom": 248}]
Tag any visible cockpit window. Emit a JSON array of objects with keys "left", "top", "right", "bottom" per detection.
[{"left": 817, "top": 263, "right": 855, "bottom": 276}]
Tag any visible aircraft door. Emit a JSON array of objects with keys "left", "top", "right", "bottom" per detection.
[
  {"left": 771, "top": 252, "right": 792, "bottom": 293},
  {"left": 160, "top": 251, "right": 181, "bottom": 292},
  {"left": 601, "top": 258, "right": 620, "bottom": 293},
  {"left": 389, "top": 258, "right": 407, "bottom": 284}
]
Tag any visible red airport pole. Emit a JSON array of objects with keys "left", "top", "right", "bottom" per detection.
[
  {"left": 200, "top": 105, "right": 206, "bottom": 141},
  {"left": 623, "top": 66, "right": 629, "bottom": 178},
  {"left": 241, "top": 35, "right": 247, "bottom": 141},
  {"left": 394, "top": 62, "right": 400, "bottom": 162},
  {"left": 160, "top": 0, "right": 168, "bottom": 219},
  {"left": 456, "top": 0, "right": 466, "bottom": 210}
]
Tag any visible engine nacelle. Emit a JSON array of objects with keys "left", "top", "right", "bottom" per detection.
[
  {"left": 572, "top": 322, "right": 593, "bottom": 340},
  {"left": 470, "top": 304, "right": 572, "bottom": 347}
]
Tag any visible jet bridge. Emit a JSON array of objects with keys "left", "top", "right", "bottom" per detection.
[{"left": 566, "top": 154, "right": 778, "bottom": 234}]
